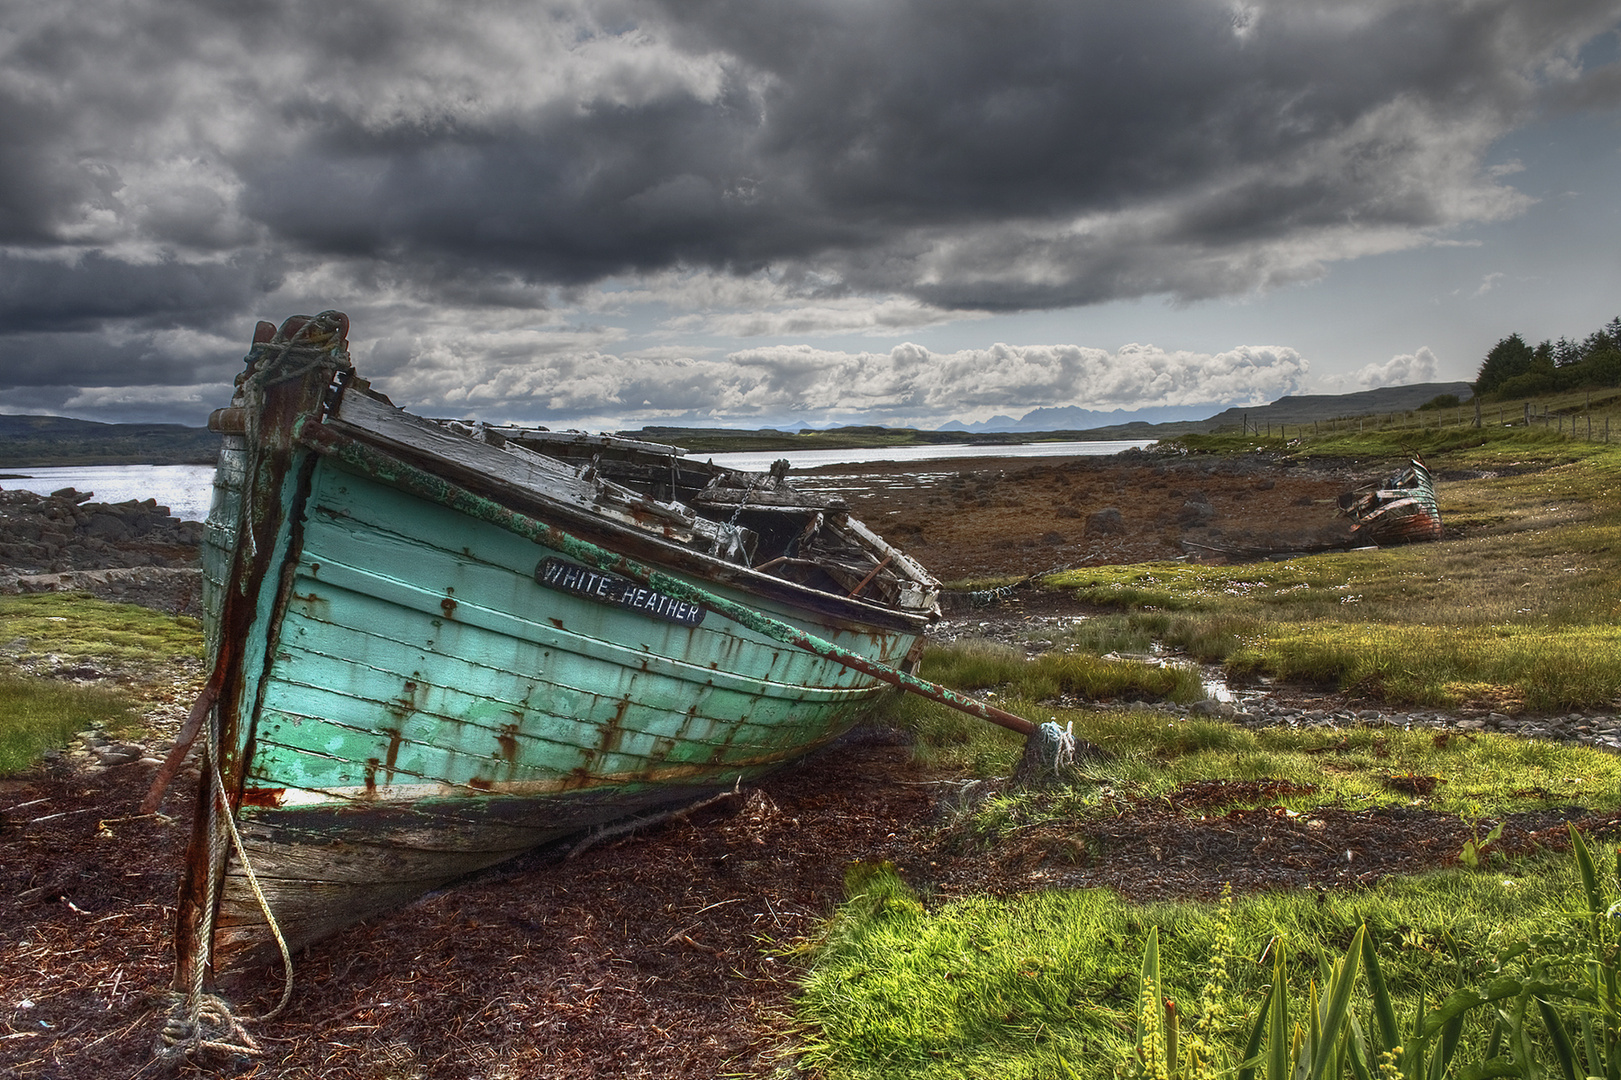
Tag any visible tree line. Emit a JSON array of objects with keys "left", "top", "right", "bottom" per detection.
[{"left": 1474, "top": 315, "right": 1621, "bottom": 399}]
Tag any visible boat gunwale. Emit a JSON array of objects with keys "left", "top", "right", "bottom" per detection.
[{"left": 305, "top": 405, "right": 937, "bottom": 636}]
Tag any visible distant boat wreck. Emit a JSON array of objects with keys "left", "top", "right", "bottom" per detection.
[
  {"left": 1337, "top": 457, "right": 1444, "bottom": 546},
  {"left": 1181, "top": 456, "right": 1443, "bottom": 564}
]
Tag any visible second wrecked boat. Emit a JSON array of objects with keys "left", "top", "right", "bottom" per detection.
[{"left": 1338, "top": 457, "right": 1444, "bottom": 545}]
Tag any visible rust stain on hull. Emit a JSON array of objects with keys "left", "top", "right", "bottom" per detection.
[{"left": 1339, "top": 457, "right": 1444, "bottom": 546}]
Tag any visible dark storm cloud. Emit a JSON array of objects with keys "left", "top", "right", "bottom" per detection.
[
  {"left": 1, "top": 0, "right": 1617, "bottom": 422},
  {"left": 200, "top": 0, "right": 1617, "bottom": 305},
  {"left": 0, "top": 252, "right": 278, "bottom": 335},
  {"left": 0, "top": 327, "right": 232, "bottom": 389}
]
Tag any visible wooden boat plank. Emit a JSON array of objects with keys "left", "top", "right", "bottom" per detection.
[
  {"left": 327, "top": 391, "right": 934, "bottom": 629},
  {"left": 262, "top": 579, "right": 857, "bottom": 731},
  {"left": 214, "top": 874, "right": 465, "bottom": 961},
  {"left": 253, "top": 654, "right": 829, "bottom": 782},
  {"left": 480, "top": 425, "right": 689, "bottom": 458},
  {"left": 247, "top": 680, "right": 792, "bottom": 801},
  {"left": 302, "top": 460, "right": 912, "bottom": 674},
  {"left": 241, "top": 775, "right": 721, "bottom": 842},
  {"left": 260, "top": 615, "right": 815, "bottom": 756},
  {"left": 235, "top": 465, "right": 883, "bottom": 811},
  {"left": 285, "top": 554, "right": 879, "bottom": 705},
  {"left": 248, "top": 665, "right": 852, "bottom": 804},
  {"left": 213, "top": 776, "right": 714, "bottom": 960}
]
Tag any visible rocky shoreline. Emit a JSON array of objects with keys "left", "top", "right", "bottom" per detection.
[
  {"left": 0, "top": 485, "right": 203, "bottom": 617},
  {"left": 1194, "top": 687, "right": 1621, "bottom": 751}
]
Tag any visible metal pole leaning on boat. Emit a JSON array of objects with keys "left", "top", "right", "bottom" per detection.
[{"left": 297, "top": 422, "right": 1077, "bottom": 748}]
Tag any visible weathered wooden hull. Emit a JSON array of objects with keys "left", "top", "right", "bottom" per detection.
[
  {"left": 209, "top": 458, "right": 919, "bottom": 964},
  {"left": 1341, "top": 458, "right": 1443, "bottom": 546},
  {"left": 177, "top": 313, "right": 937, "bottom": 975}
]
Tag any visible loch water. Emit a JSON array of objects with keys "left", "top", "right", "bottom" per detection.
[{"left": 0, "top": 440, "right": 1151, "bottom": 524}]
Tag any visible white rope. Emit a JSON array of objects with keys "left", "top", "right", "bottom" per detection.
[
  {"left": 157, "top": 676, "right": 296, "bottom": 1061},
  {"left": 158, "top": 991, "right": 262, "bottom": 1061},
  {"left": 207, "top": 727, "right": 297, "bottom": 1021}
]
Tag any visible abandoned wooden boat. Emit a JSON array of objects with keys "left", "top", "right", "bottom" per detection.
[
  {"left": 1336, "top": 457, "right": 1443, "bottom": 545},
  {"left": 159, "top": 311, "right": 956, "bottom": 998}
]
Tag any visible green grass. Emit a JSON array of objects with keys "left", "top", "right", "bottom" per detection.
[
  {"left": 797, "top": 856, "right": 1596, "bottom": 1080},
  {"left": 819, "top": 657, "right": 1621, "bottom": 1079},
  {"left": 882, "top": 649, "right": 1621, "bottom": 817},
  {"left": 0, "top": 674, "right": 141, "bottom": 774},
  {"left": 805, "top": 426, "right": 1621, "bottom": 1079},
  {"left": 1025, "top": 455, "right": 1621, "bottom": 710},
  {"left": 0, "top": 593, "right": 202, "bottom": 668},
  {"left": 917, "top": 640, "right": 1205, "bottom": 705},
  {"left": 0, "top": 593, "right": 202, "bottom": 774},
  {"left": 1169, "top": 403, "right": 1616, "bottom": 469}
]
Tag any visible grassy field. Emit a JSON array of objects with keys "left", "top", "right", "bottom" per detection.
[
  {"left": 803, "top": 687, "right": 1620, "bottom": 1079},
  {"left": 0, "top": 593, "right": 202, "bottom": 669},
  {"left": 0, "top": 674, "right": 142, "bottom": 773},
  {"left": 1037, "top": 432, "right": 1621, "bottom": 712},
  {"left": 797, "top": 854, "right": 1612, "bottom": 1080},
  {"left": 0, "top": 594, "right": 201, "bottom": 773},
  {"left": 796, "top": 425, "right": 1621, "bottom": 1080}
]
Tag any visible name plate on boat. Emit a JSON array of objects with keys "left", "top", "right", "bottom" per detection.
[{"left": 535, "top": 558, "right": 706, "bottom": 627}]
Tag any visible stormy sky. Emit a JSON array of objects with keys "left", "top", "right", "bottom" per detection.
[{"left": 2, "top": 0, "right": 1618, "bottom": 429}]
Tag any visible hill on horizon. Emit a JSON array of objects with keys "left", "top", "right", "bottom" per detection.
[
  {"left": 1198, "top": 381, "right": 1474, "bottom": 430},
  {"left": 0, "top": 414, "right": 221, "bottom": 467}
]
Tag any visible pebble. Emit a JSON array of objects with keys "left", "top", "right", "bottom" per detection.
[{"left": 93, "top": 743, "right": 146, "bottom": 766}]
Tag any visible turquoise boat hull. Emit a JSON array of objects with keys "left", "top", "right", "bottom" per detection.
[{"left": 173, "top": 313, "right": 938, "bottom": 974}]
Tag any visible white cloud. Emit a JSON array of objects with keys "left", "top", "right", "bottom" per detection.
[
  {"left": 1352, "top": 346, "right": 1438, "bottom": 390},
  {"left": 364, "top": 336, "right": 1308, "bottom": 428},
  {"left": 3, "top": 1, "right": 1617, "bottom": 427},
  {"left": 61, "top": 382, "right": 235, "bottom": 409}
]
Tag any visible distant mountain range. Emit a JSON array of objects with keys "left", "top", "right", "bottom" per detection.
[
  {"left": 0, "top": 381, "right": 1474, "bottom": 466},
  {"left": 936, "top": 403, "right": 1215, "bottom": 433},
  {"left": 1197, "top": 382, "right": 1474, "bottom": 429},
  {"left": 936, "top": 382, "right": 1474, "bottom": 436}
]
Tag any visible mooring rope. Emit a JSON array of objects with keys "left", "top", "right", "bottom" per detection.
[
  {"left": 251, "top": 310, "right": 352, "bottom": 389},
  {"left": 158, "top": 990, "right": 263, "bottom": 1061},
  {"left": 208, "top": 733, "right": 297, "bottom": 1022},
  {"left": 155, "top": 314, "right": 321, "bottom": 1061},
  {"left": 156, "top": 705, "right": 296, "bottom": 1062}
]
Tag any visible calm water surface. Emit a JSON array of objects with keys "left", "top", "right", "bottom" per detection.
[
  {"left": 0, "top": 440, "right": 1150, "bottom": 524},
  {"left": 0, "top": 464, "right": 216, "bottom": 522},
  {"left": 701, "top": 439, "right": 1151, "bottom": 472}
]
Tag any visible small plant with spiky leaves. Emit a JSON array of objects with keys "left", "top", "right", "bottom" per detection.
[{"left": 1081, "top": 828, "right": 1619, "bottom": 1080}]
